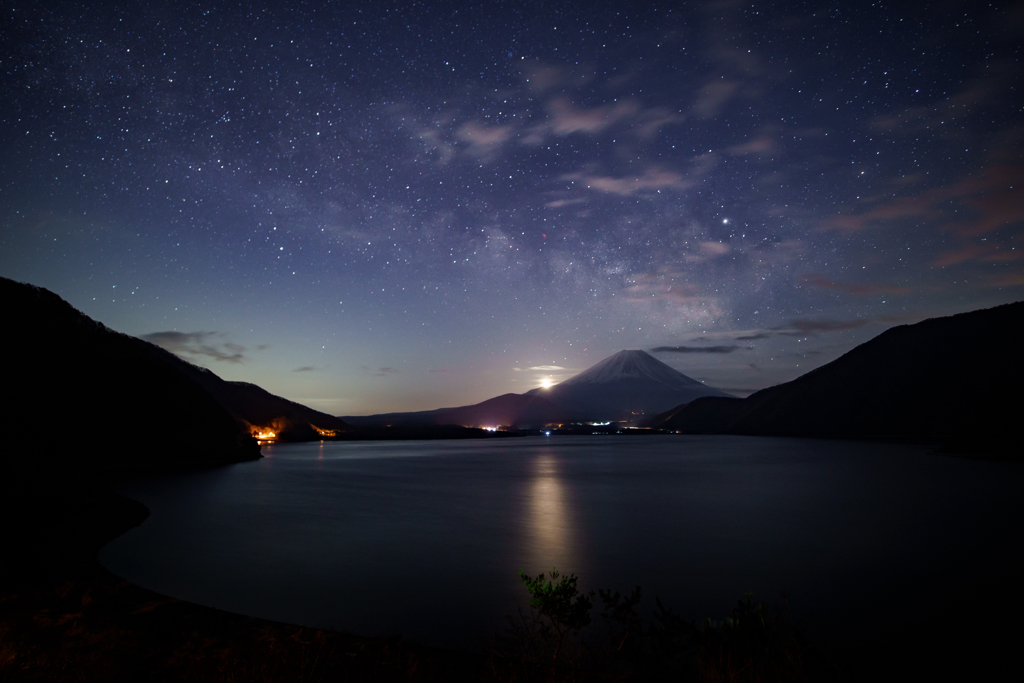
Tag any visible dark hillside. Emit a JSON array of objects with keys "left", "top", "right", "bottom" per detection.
[
  {"left": 148, "top": 350, "right": 351, "bottom": 441},
  {"left": 653, "top": 301, "right": 1024, "bottom": 455},
  {"left": 1, "top": 277, "right": 260, "bottom": 471}
]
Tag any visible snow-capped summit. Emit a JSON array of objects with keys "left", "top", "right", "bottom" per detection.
[
  {"left": 558, "top": 349, "right": 707, "bottom": 389},
  {"left": 526, "top": 349, "right": 731, "bottom": 421}
]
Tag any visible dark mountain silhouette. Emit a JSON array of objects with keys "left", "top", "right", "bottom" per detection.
[
  {"left": 650, "top": 301, "right": 1024, "bottom": 455},
  {"left": 342, "top": 392, "right": 567, "bottom": 428},
  {"left": 343, "top": 349, "right": 729, "bottom": 427},
  {"left": 2, "top": 277, "right": 260, "bottom": 470},
  {"left": 525, "top": 349, "right": 730, "bottom": 420},
  {"left": 150, "top": 353, "right": 350, "bottom": 441}
]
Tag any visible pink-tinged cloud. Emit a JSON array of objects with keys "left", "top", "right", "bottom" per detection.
[
  {"left": 727, "top": 136, "right": 774, "bottom": 156},
  {"left": 821, "top": 195, "right": 940, "bottom": 232},
  {"left": 544, "top": 197, "right": 587, "bottom": 208},
  {"left": 954, "top": 184, "right": 1024, "bottom": 237},
  {"left": 931, "top": 245, "right": 990, "bottom": 267},
  {"left": 624, "top": 275, "right": 702, "bottom": 303},
  {"left": 456, "top": 121, "right": 515, "bottom": 158},
  {"left": 871, "top": 81, "right": 996, "bottom": 133},
  {"left": 984, "top": 250, "right": 1022, "bottom": 262},
  {"left": 692, "top": 81, "right": 739, "bottom": 118},
  {"left": 564, "top": 167, "right": 691, "bottom": 196},
  {"left": 547, "top": 97, "right": 639, "bottom": 135},
  {"left": 822, "top": 215, "right": 871, "bottom": 231},
  {"left": 801, "top": 273, "right": 911, "bottom": 295},
  {"left": 524, "top": 64, "right": 566, "bottom": 91},
  {"left": 821, "top": 165, "right": 1024, "bottom": 237},
  {"left": 700, "top": 241, "right": 731, "bottom": 256},
  {"left": 932, "top": 242, "right": 1022, "bottom": 267},
  {"left": 633, "top": 108, "right": 685, "bottom": 140},
  {"left": 986, "top": 272, "right": 1024, "bottom": 287},
  {"left": 772, "top": 318, "right": 871, "bottom": 336}
]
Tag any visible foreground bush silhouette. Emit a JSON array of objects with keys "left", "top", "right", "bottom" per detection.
[
  {"left": 518, "top": 568, "right": 594, "bottom": 666},
  {"left": 491, "top": 569, "right": 828, "bottom": 682},
  {"left": 689, "top": 593, "right": 812, "bottom": 683}
]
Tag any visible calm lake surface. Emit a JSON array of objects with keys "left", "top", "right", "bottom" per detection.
[{"left": 101, "top": 435, "right": 1024, "bottom": 648}]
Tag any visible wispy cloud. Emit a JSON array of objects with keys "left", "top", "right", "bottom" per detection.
[
  {"left": 692, "top": 80, "right": 739, "bottom": 118},
  {"left": 360, "top": 365, "right": 399, "bottom": 377},
  {"left": 986, "top": 272, "right": 1024, "bottom": 287},
  {"left": 698, "top": 241, "right": 730, "bottom": 257},
  {"left": 456, "top": 120, "right": 515, "bottom": 160},
  {"left": 544, "top": 197, "right": 587, "bottom": 208},
  {"left": 415, "top": 128, "right": 455, "bottom": 164},
  {"left": 520, "top": 95, "right": 683, "bottom": 146},
  {"left": 820, "top": 165, "right": 1024, "bottom": 238},
  {"left": 563, "top": 167, "right": 691, "bottom": 196},
  {"left": 870, "top": 78, "right": 999, "bottom": 134},
  {"left": 547, "top": 97, "right": 639, "bottom": 135},
  {"left": 293, "top": 366, "right": 316, "bottom": 372},
  {"left": 141, "top": 331, "right": 247, "bottom": 363},
  {"left": 726, "top": 136, "right": 774, "bottom": 156},
  {"left": 801, "top": 273, "right": 911, "bottom": 295},
  {"left": 623, "top": 273, "right": 702, "bottom": 303},
  {"left": 521, "top": 63, "right": 576, "bottom": 92},
  {"left": 931, "top": 242, "right": 1022, "bottom": 267},
  {"left": 633, "top": 108, "right": 686, "bottom": 140},
  {"left": 651, "top": 345, "right": 741, "bottom": 354},
  {"left": 771, "top": 318, "right": 871, "bottom": 337}
]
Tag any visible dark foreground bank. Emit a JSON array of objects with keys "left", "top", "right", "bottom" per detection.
[
  {"left": 0, "top": 471, "right": 488, "bottom": 682},
  {"left": 4, "top": 463, "right": 1024, "bottom": 682}
]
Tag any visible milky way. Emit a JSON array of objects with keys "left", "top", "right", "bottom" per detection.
[{"left": 2, "top": 2, "right": 1022, "bottom": 414}]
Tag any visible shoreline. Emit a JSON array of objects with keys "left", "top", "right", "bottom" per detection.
[{"left": 0, "top": 473, "right": 483, "bottom": 682}]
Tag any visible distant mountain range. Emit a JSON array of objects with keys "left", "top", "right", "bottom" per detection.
[
  {"left": 342, "top": 350, "right": 729, "bottom": 427},
  {"left": 650, "top": 301, "right": 1023, "bottom": 456},
  {"left": 341, "top": 392, "right": 567, "bottom": 429},
  {"left": 1, "top": 277, "right": 350, "bottom": 470}
]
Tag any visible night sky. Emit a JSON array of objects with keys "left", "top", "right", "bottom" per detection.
[{"left": 3, "top": 1, "right": 1022, "bottom": 416}]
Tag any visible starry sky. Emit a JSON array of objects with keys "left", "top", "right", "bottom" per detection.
[{"left": 3, "top": 1, "right": 1022, "bottom": 416}]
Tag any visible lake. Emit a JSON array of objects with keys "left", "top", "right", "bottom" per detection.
[{"left": 100, "top": 435, "right": 1024, "bottom": 649}]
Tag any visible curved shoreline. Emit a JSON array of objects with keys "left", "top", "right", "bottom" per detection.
[{"left": 0, "top": 476, "right": 482, "bottom": 682}]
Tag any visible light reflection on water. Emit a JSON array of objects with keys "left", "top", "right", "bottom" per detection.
[
  {"left": 99, "top": 436, "right": 1024, "bottom": 648},
  {"left": 525, "top": 453, "right": 576, "bottom": 572}
]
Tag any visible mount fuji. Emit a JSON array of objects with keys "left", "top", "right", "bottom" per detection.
[
  {"left": 526, "top": 350, "right": 731, "bottom": 421},
  {"left": 342, "top": 349, "right": 730, "bottom": 427}
]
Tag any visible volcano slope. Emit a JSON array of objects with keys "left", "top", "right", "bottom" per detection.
[{"left": 526, "top": 349, "right": 731, "bottom": 422}]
